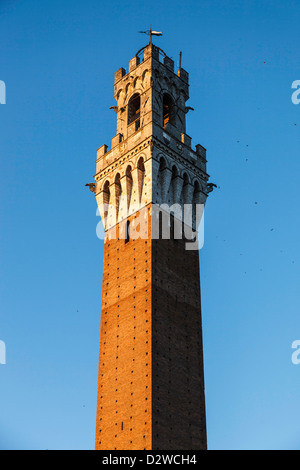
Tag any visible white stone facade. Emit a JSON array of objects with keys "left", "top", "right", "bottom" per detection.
[{"left": 94, "top": 43, "right": 211, "bottom": 231}]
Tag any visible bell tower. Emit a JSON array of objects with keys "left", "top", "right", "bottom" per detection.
[{"left": 92, "top": 42, "right": 211, "bottom": 450}]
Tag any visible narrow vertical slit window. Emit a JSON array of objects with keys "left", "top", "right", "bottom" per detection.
[
  {"left": 159, "top": 211, "right": 163, "bottom": 240},
  {"left": 125, "top": 220, "right": 130, "bottom": 244}
]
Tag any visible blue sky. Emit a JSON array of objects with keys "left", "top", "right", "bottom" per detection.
[{"left": 0, "top": 0, "right": 299, "bottom": 450}]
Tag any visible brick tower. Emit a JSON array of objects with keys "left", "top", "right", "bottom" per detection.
[{"left": 92, "top": 42, "right": 212, "bottom": 450}]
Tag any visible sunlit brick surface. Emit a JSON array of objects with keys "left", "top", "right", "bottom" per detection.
[
  {"left": 95, "top": 208, "right": 207, "bottom": 450},
  {"left": 95, "top": 209, "right": 152, "bottom": 450}
]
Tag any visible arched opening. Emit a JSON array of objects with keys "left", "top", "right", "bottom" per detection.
[
  {"left": 125, "top": 165, "right": 133, "bottom": 210},
  {"left": 128, "top": 93, "right": 141, "bottom": 128},
  {"left": 159, "top": 156, "right": 167, "bottom": 171},
  {"left": 163, "top": 93, "right": 175, "bottom": 128},
  {"left": 115, "top": 173, "right": 122, "bottom": 192},
  {"left": 114, "top": 173, "right": 122, "bottom": 216},
  {"left": 192, "top": 180, "right": 201, "bottom": 233},
  {"left": 156, "top": 157, "right": 167, "bottom": 202},
  {"left": 170, "top": 165, "right": 178, "bottom": 202},
  {"left": 103, "top": 180, "right": 110, "bottom": 206},
  {"left": 181, "top": 173, "right": 190, "bottom": 232},
  {"left": 103, "top": 180, "right": 110, "bottom": 222},
  {"left": 193, "top": 180, "right": 201, "bottom": 201},
  {"left": 182, "top": 172, "right": 189, "bottom": 204},
  {"left": 137, "top": 157, "right": 145, "bottom": 172},
  {"left": 126, "top": 165, "right": 133, "bottom": 178},
  {"left": 137, "top": 157, "right": 145, "bottom": 204},
  {"left": 171, "top": 165, "right": 178, "bottom": 179},
  {"left": 183, "top": 173, "right": 189, "bottom": 185}
]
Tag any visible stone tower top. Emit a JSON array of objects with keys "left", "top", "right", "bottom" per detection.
[
  {"left": 112, "top": 43, "right": 190, "bottom": 143},
  {"left": 94, "top": 43, "right": 212, "bottom": 232}
]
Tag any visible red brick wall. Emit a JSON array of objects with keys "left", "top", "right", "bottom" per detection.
[
  {"left": 152, "top": 232, "right": 207, "bottom": 450},
  {"left": 95, "top": 207, "right": 206, "bottom": 450}
]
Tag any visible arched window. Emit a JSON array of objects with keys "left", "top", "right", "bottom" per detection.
[
  {"left": 128, "top": 93, "right": 140, "bottom": 127},
  {"left": 182, "top": 172, "right": 189, "bottom": 205},
  {"left": 136, "top": 157, "right": 145, "bottom": 203},
  {"left": 126, "top": 165, "right": 133, "bottom": 178},
  {"left": 171, "top": 165, "right": 178, "bottom": 179},
  {"left": 170, "top": 165, "right": 178, "bottom": 202},
  {"left": 137, "top": 157, "right": 145, "bottom": 172},
  {"left": 114, "top": 173, "right": 122, "bottom": 196},
  {"left": 114, "top": 173, "right": 122, "bottom": 215},
  {"left": 159, "top": 156, "right": 167, "bottom": 171},
  {"left": 103, "top": 180, "right": 110, "bottom": 222},
  {"left": 192, "top": 181, "right": 201, "bottom": 236},
  {"left": 125, "top": 165, "right": 133, "bottom": 209},
  {"left": 103, "top": 180, "right": 110, "bottom": 206},
  {"left": 193, "top": 181, "right": 201, "bottom": 203},
  {"left": 163, "top": 93, "right": 175, "bottom": 128}
]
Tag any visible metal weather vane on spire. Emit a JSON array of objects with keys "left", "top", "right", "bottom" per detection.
[{"left": 138, "top": 27, "right": 163, "bottom": 44}]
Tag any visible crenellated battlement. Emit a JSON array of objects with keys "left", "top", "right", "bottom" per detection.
[{"left": 114, "top": 44, "right": 188, "bottom": 84}]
